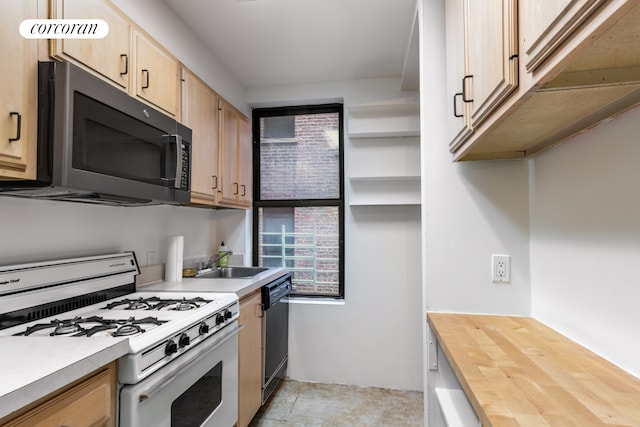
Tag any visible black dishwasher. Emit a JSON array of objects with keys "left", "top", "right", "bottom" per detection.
[{"left": 261, "top": 273, "right": 291, "bottom": 403}]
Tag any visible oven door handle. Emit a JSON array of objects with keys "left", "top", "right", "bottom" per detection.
[{"left": 138, "top": 322, "right": 243, "bottom": 403}]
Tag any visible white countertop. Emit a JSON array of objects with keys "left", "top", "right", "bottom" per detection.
[
  {"left": 141, "top": 267, "right": 289, "bottom": 299},
  {"left": 0, "top": 336, "right": 129, "bottom": 421}
]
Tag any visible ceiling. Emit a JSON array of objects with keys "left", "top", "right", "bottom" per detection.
[{"left": 162, "top": 0, "right": 417, "bottom": 89}]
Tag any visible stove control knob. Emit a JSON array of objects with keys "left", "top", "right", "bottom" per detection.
[
  {"left": 216, "top": 313, "right": 225, "bottom": 325},
  {"left": 178, "top": 333, "right": 190, "bottom": 348},
  {"left": 199, "top": 322, "right": 210, "bottom": 335},
  {"left": 165, "top": 340, "right": 178, "bottom": 356},
  {"left": 224, "top": 309, "right": 233, "bottom": 320}
]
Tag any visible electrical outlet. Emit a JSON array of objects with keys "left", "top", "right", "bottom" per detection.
[
  {"left": 492, "top": 254, "right": 510, "bottom": 283},
  {"left": 146, "top": 251, "right": 157, "bottom": 266}
]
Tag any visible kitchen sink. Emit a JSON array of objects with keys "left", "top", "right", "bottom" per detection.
[{"left": 195, "top": 266, "right": 269, "bottom": 279}]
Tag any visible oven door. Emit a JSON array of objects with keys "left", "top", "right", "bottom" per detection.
[{"left": 119, "top": 322, "right": 240, "bottom": 427}]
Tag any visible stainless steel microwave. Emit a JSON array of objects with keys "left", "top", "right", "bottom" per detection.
[{"left": 0, "top": 61, "right": 191, "bottom": 206}]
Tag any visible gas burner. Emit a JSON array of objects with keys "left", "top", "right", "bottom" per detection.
[
  {"left": 105, "top": 297, "right": 160, "bottom": 310},
  {"left": 17, "top": 316, "right": 89, "bottom": 336},
  {"left": 156, "top": 297, "right": 209, "bottom": 311},
  {"left": 104, "top": 296, "right": 211, "bottom": 311},
  {"left": 80, "top": 316, "right": 165, "bottom": 337}
]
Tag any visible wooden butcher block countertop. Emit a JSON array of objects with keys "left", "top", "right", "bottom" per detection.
[{"left": 427, "top": 313, "right": 640, "bottom": 426}]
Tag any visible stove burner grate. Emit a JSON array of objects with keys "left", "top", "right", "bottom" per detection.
[
  {"left": 105, "top": 296, "right": 211, "bottom": 311},
  {"left": 13, "top": 316, "right": 166, "bottom": 337},
  {"left": 156, "top": 297, "right": 209, "bottom": 311},
  {"left": 16, "top": 316, "right": 88, "bottom": 336}
]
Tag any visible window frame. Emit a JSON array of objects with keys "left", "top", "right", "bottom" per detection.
[{"left": 252, "top": 104, "right": 345, "bottom": 299}]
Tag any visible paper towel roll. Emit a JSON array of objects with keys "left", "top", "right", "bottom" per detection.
[{"left": 165, "top": 235, "right": 184, "bottom": 282}]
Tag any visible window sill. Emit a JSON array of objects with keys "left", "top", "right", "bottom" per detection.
[
  {"left": 261, "top": 137, "right": 298, "bottom": 144},
  {"left": 286, "top": 297, "right": 345, "bottom": 306}
]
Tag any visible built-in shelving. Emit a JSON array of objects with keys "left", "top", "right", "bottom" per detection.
[
  {"left": 348, "top": 176, "right": 420, "bottom": 206},
  {"left": 347, "top": 102, "right": 420, "bottom": 138},
  {"left": 346, "top": 102, "right": 420, "bottom": 207}
]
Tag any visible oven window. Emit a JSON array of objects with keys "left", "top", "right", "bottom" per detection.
[{"left": 171, "top": 361, "right": 222, "bottom": 427}]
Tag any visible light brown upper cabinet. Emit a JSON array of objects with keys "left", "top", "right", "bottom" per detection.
[
  {"left": 522, "top": 0, "right": 607, "bottom": 72},
  {"left": 447, "top": 0, "right": 518, "bottom": 154},
  {"left": 1, "top": 0, "right": 38, "bottom": 180},
  {"left": 450, "top": 0, "right": 640, "bottom": 161},
  {"left": 50, "top": 0, "right": 130, "bottom": 90},
  {"left": 445, "top": 0, "right": 473, "bottom": 148},
  {"left": 237, "top": 116, "right": 253, "bottom": 208},
  {"left": 218, "top": 99, "right": 252, "bottom": 209},
  {"left": 181, "top": 68, "right": 220, "bottom": 206},
  {"left": 50, "top": 1, "right": 179, "bottom": 118},
  {"left": 464, "top": 0, "right": 519, "bottom": 126},
  {"left": 133, "top": 31, "right": 179, "bottom": 117}
]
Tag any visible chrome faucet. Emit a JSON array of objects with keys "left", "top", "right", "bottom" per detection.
[{"left": 199, "top": 251, "right": 233, "bottom": 271}]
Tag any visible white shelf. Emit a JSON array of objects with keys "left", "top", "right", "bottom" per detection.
[
  {"left": 347, "top": 102, "right": 420, "bottom": 114},
  {"left": 348, "top": 176, "right": 420, "bottom": 206},
  {"left": 346, "top": 101, "right": 421, "bottom": 206},
  {"left": 347, "top": 102, "right": 420, "bottom": 139},
  {"left": 348, "top": 175, "right": 420, "bottom": 182}
]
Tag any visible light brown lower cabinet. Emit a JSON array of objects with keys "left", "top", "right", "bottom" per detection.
[
  {"left": 238, "top": 290, "right": 263, "bottom": 427},
  {"left": 1, "top": 362, "right": 116, "bottom": 427}
]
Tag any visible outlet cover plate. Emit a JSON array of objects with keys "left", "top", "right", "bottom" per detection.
[{"left": 492, "top": 254, "right": 511, "bottom": 283}]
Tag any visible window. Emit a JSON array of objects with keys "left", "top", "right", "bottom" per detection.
[
  {"left": 253, "top": 104, "right": 344, "bottom": 298},
  {"left": 262, "top": 116, "right": 295, "bottom": 141}
]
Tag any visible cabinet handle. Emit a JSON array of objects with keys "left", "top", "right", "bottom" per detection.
[
  {"left": 9, "top": 112, "right": 21, "bottom": 142},
  {"left": 120, "top": 54, "right": 129, "bottom": 76},
  {"left": 233, "top": 182, "right": 239, "bottom": 195},
  {"left": 241, "top": 184, "right": 246, "bottom": 197},
  {"left": 462, "top": 75, "right": 473, "bottom": 103},
  {"left": 453, "top": 93, "right": 463, "bottom": 118},
  {"left": 141, "top": 69, "right": 150, "bottom": 89},
  {"left": 212, "top": 175, "right": 218, "bottom": 190}
]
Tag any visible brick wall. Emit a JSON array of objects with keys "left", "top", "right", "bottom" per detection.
[{"left": 260, "top": 113, "right": 339, "bottom": 199}]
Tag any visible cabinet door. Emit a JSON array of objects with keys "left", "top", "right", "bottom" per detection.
[
  {"left": 218, "top": 100, "right": 240, "bottom": 206},
  {"left": 4, "top": 364, "right": 116, "bottom": 427},
  {"left": 134, "top": 31, "right": 179, "bottom": 117},
  {"left": 0, "top": 0, "right": 37, "bottom": 179},
  {"left": 238, "top": 291, "right": 263, "bottom": 427},
  {"left": 181, "top": 69, "right": 220, "bottom": 204},
  {"left": 523, "top": 0, "right": 607, "bottom": 72},
  {"left": 237, "top": 116, "right": 253, "bottom": 208},
  {"left": 50, "top": 0, "right": 130, "bottom": 90},
  {"left": 465, "top": 0, "right": 518, "bottom": 126},
  {"left": 445, "top": 0, "right": 473, "bottom": 153}
]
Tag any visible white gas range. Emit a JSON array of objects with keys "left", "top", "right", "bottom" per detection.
[{"left": 0, "top": 252, "right": 240, "bottom": 427}]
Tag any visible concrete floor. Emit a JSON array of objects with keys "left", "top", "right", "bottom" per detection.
[{"left": 249, "top": 380, "right": 424, "bottom": 426}]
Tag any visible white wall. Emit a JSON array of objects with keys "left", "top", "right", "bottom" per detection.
[
  {"left": 0, "top": 197, "right": 218, "bottom": 266},
  {"left": 248, "top": 79, "right": 424, "bottom": 391},
  {"left": 530, "top": 106, "right": 640, "bottom": 378},
  {"left": 420, "top": 5, "right": 531, "bottom": 317}
]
